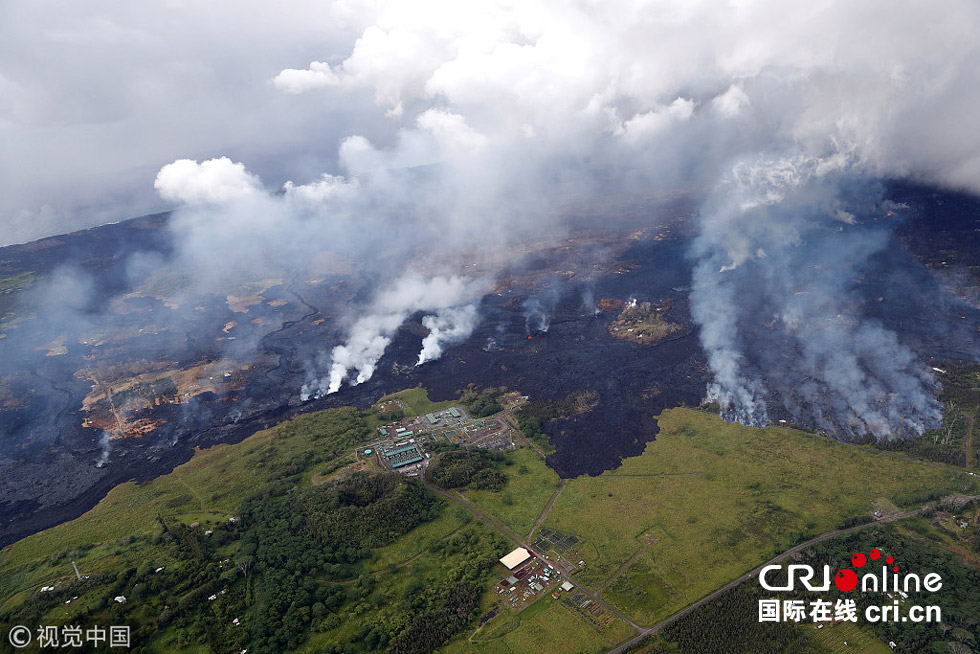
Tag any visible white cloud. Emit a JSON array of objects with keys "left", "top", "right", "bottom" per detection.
[
  {"left": 272, "top": 61, "right": 341, "bottom": 94},
  {"left": 618, "top": 98, "right": 696, "bottom": 143},
  {"left": 415, "top": 108, "right": 487, "bottom": 150},
  {"left": 5, "top": 0, "right": 980, "bottom": 245},
  {"left": 283, "top": 173, "right": 357, "bottom": 208},
  {"left": 712, "top": 84, "right": 749, "bottom": 118},
  {"left": 154, "top": 157, "right": 262, "bottom": 205}
]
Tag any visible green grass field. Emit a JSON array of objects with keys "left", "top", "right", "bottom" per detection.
[
  {"left": 366, "top": 507, "right": 473, "bottom": 572},
  {"left": 808, "top": 621, "right": 893, "bottom": 653},
  {"left": 443, "top": 591, "right": 634, "bottom": 654},
  {"left": 540, "top": 408, "right": 974, "bottom": 625},
  {"left": 380, "top": 386, "right": 458, "bottom": 417},
  {"left": 0, "top": 271, "right": 37, "bottom": 295},
  {"left": 458, "top": 447, "right": 563, "bottom": 538}
]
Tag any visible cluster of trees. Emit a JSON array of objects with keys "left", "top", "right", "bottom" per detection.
[
  {"left": 427, "top": 450, "right": 507, "bottom": 491},
  {"left": 514, "top": 410, "right": 551, "bottom": 452},
  {"left": 337, "top": 528, "right": 508, "bottom": 654},
  {"left": 799, "top": 524, "right": 980, "bottom": 653},
  {"left": 514, "top": 391, "right": 599, "bottom": 453},
  {"left": 2, "top": 401, "right": 520, "bottom": 653},
  {"left": 519, "top": 391, "right": 598, "bottom": 421},
  {"left": 458, "top": 384, "right": 506, "bottom": 417},
  {"left": 240, "top": 472, "right": 441, "bottom": 649},
  {"left": 878, "top": 363, "right": 980, "bottom": 468},
  {"left": 838, "top": 514, "right": 874, "bottom": 529},
  {"left": 660, "top": 585, "right": 821, "bottom": 654},
  {"left": 379, "top": 407, "right": 405, "bottom": 422}
]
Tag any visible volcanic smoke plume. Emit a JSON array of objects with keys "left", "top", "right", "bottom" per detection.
[
  {"left": 417, "top": 305, "right": 479, "bottom": 366},
  {"left": 301, "top": 275, "right": 485, "bottom": 399},
  {"left": 5, "top": 0, "right": 980, "bottom": 446},
  {"left": 690, "top": 154, "right": 944, "bottom": 437},
  {"left": 523, "top": 298, "right": 551, "bottom": 335}
]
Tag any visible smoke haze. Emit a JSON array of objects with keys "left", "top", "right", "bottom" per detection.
[{"left": 4, "top": 0, "right": 980, "bottom": 440}]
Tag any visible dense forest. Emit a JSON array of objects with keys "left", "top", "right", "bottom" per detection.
[
  {"left": 0, "top": 406, "right": 509, "bottom": 653},
  {"left": 798, "top": 519, "right": 980, "bottom": 653},
  {"left": 458, "top": 385, "right": 506, "bottom": 417},
  {"left": 241, "top": 472, "right": 442, "bottom": 649},
  {"left": 427, "top": 449, "right": 507, "bottom": 491},
  {"left": 658, "top": 585, "right": 823, "bottom": 654}
]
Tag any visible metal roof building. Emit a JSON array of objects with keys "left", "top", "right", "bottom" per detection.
[
  {"left": 499, "top": 547, "right": 531, "bottom": 570},
  {"left": 382, "top": 443, "right": 424, "bottom": 469}
]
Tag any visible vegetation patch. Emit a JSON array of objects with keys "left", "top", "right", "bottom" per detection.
[
  {"left": 459, "top": 385, "right": 507, "bottom": 418},
  {"left": 458, "top": 446, "right": 562, "bottom": 537},
  {"left": 541, "top": 408, "right": 973, "bottom": 624},
  {"left": 0, "top": 271, "right": 38, "bottom": 296},
  {"left": 877, "top": 362, "right": 980, "bottom": 469},
  {"left": 429, "top": 450, "right": 508, "bottom": 491},
  {"left": 0, "top": 401, "right": 508, "bottom": 653},
  {"left": 607, "top": 298, "right": 682, "bottom": 344},
  {"left": 796, "top": 520, "right": 980, "bottom": 653},
  {"left": 513, "top": 391, "right": 598, "bottom": 455},
  {"left": 659, "top": 585, "right": 823, "bottom": 654},
  {"left": 377, "top": 386, "right": 457, "bottom": 418},
  {"left": 449, "top": 591, "right": 633, "bottom": 654}
]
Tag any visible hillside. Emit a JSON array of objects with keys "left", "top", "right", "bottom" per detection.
[{"left": 1, "top": 393, "right": 976, "bottom": 653}]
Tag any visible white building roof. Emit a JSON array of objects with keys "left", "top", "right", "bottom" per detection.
[{"left": 499, "top": 547, "right": 531, "bottom": 570}]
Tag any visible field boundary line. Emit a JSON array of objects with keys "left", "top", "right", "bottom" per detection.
[{"left": 527, "top": 479, "right": 566, "bottom": 541}]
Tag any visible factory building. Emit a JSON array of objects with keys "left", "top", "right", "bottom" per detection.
[
  {"left": 499, "top": 547, "right": 531, "bottom": 570},
  {"left": 381, "top": 443, "right": 424, "bottom": 469}
]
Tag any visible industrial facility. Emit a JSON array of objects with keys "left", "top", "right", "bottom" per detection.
[
  {"left": 380, "top": 442, "right": 425, "bottom": 470},
  {"left": 499, "top": 547, "right": 531, "bottom": 570},
  {"left": 424, "top": 406, "right": 465, "bottom": 426}
]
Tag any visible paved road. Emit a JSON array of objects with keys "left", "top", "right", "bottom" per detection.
[
  {"left": 433, "top": 406, "right": 980, "bottom": 653},
  {"left": 420, "top": 477, "right": 644, "bottom": 631},
  {"left": 606, "top": 495, "right": 980, "bottom": 654}
]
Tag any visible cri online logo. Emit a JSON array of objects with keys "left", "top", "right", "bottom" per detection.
[
  {"left": 835, "top": 548, "right": 896, "bottom": 592},
  {"left": 759, "top": 548, "right": 943, "bottom": 594}
]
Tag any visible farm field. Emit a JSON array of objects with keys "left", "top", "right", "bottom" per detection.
[
  {"left": 808, "top": 622, "right": 893, "bottom": 654},
  {"left": 457, "top": 447, "right": 563, "bottom": 538},
  {"left": 444, "top": 590, "right": 634, "bottom": 654},
  {"left": 538, "top": 408, "right": 973, "bottom": 625}
]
